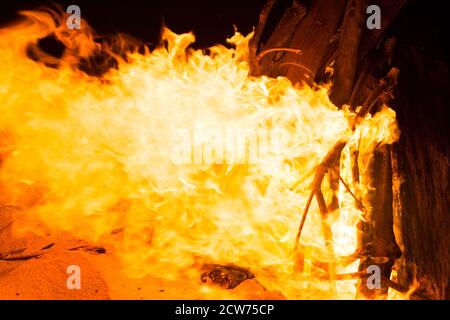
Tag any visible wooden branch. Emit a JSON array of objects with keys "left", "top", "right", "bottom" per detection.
[
  {"left": 351, "top": 67, "right": 400, "bottom": 129},
  {"left": 257, "top": 47, "right": 302, "bottom": 63},
  {"left": 327, "top": 163, "right": 340, "bottom": 213},
  {"left": 279, "top": 62, "right": 313, "bottom": 79},
  {"left": 315, "top": 189, "right": 332, "bottom": 245},
  {"left": 335, "top": 169, "right": 365, "bottom": 211},
  {"left": 316, "top": 187, "right": 337, "bottom": 294},
  {"left": 294, "top": 165, "right": 326, "bottom": 251},
  {"left": 295, "top": 140, "right": 346, "bottom": 250}
]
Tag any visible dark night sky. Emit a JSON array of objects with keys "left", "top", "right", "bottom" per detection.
[{"left": 0, "top": 0, "right": 267, "bottom": 47}]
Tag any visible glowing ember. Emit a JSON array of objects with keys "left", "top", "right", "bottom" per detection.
[{"left": 0, "top": 10, "right": 399, "bottom": 298}]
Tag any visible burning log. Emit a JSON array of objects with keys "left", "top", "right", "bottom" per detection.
[{"left": 356, "top": 144, "right": 401, "bottom": 299}]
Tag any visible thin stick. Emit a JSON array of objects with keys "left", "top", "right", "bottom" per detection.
[
  {"left": 257, "top": 47, "right": 302, "bottom": 62},
  {"left": 335, "top": 169, "right": 366, "bottom": 210},
  {"left": 0, "top": 253, "right": 41, "bottom": 261},
  {"left": 295, "top": 140, "right": 346, "bottom": 250},
  {"left": 316, "top": 187, "right": 337, "bottom": 295},
  {"left": 290, "top": 165, "right": 318, "bottom": 191},
  {"left": 279, "top": 62, "right": 313, "bottom": 77},
  {"left": 294, "top": 167, "right": 324, "bottom": 250}
]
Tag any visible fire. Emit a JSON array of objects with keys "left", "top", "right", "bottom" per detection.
[{"left": 0, "top": 10, "right": 399, "bottom": 299}]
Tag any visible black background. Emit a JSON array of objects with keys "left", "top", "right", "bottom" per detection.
[
  {"left": 0, "top": 0, "right": 267, "bottom": 47},
  {"left": 0, "top": 300, "right": 444, "bottom": 318}
]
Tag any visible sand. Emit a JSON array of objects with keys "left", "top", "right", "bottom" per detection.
[{"left": 0, "top": 208, "right": 283, "bottom": 300}]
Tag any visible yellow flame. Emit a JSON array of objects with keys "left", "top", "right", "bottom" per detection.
[{"left": 0, "top": 11, "right": 400, "bottom": 299}]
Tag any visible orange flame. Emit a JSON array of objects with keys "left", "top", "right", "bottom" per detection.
[{"left": 0, "top": 10, "right": 400, "bottom": 298}]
